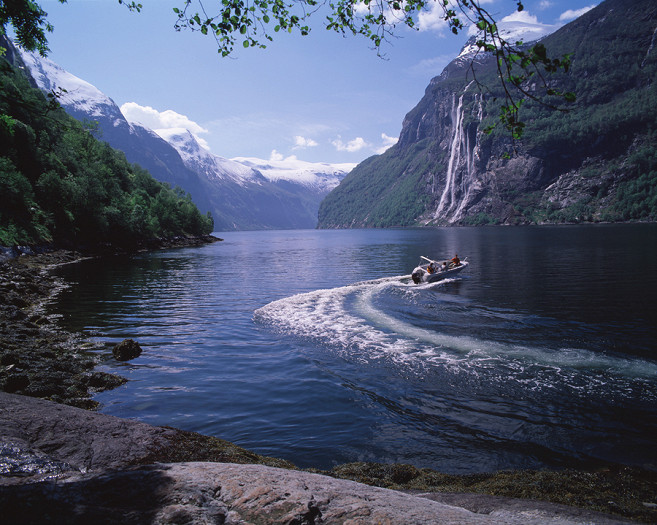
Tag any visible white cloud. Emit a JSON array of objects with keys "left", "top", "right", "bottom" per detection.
[
  {"left": 538, "top": 0, "right": 553, "bottom": 9},
  {"left": 559, "top": 5, "right": 596, "bottom": 22},
  {"left": 375, "top": 133, "right": 398, "bottom": 154},
  {"left": 467, "top": 9, "right": 557, "bottom": 42},
  {"left": 418, "top": 0, "right": 493, "bottom": 34},
  {"left": 332, "top": 136, "right": 370, "bottom": 153},
  {"left": 269, "top": 150, "right": 284, "bottom": 162},
  {"left": 501, "top": 11, "right": 540, "bottom": 25},
  {"left": 293, "top": 135, "right": 318, "bottom": 149},
  {"left": 120, "top": 102, "right": 210, "bottom": 149},
  {"left": 418, "top": 1, "right": 450, "bottom": 33}
]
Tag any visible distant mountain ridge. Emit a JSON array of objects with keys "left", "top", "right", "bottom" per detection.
[
  {"left": 14, "top": 45, "right": 354, "bottom": 230},
  {"left": 318, "top": 0, "right": 657, "bottom": 227}
]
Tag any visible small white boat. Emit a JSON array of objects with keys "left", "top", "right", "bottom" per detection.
[{"left": 411, "top": 256, "right": 468, "bottom": 284}]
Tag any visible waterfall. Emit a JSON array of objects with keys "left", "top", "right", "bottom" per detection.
[
  {"left": 433, "top": 84, "right": 482, "bottom": 223},
  {"left": 641, "top": 25, "right": 657, "bottom": 68},
  {"left": 434, "top": 92, "right": 465, "bottom": 218},
  {"left": 454, "top": 94, "right": 483, "bottom": 219}
]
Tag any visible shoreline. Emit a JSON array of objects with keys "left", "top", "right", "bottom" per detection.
[{"left": 1, "top": 241, "right": 656, "bottom": 523}]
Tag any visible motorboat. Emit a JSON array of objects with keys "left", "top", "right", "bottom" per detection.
[{"left": 411, "top": 256, "right": 468, "bottom": 284}]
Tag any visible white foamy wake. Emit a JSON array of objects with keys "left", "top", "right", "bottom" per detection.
[{"left": 254, "top": 278, "right": 657, "bottom": 389}]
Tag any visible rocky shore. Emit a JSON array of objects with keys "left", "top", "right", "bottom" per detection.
[{"left": 1, "top": 243, "right": 656, "bottom": 524}]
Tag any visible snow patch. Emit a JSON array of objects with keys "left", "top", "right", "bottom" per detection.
[
  {"left": 233, "top": 156, "right": 355, "bottom": 192},
  {"left": 16, "top": 46, "right": 118, "bottom": 118}
]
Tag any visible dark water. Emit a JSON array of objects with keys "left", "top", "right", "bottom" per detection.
[{"left": 54, "top": 225, "right": 657, "bottom": 473}]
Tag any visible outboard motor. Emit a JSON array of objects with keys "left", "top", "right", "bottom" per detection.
[{"left": 411, "top": 267, "right": 424, "bottom": 284}]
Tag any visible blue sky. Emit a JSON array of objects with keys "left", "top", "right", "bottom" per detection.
[{"left": 36, "top": 0, "right": 597, "bottom": 164}]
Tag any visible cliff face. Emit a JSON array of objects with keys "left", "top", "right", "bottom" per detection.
[{"left": 318, "top": 0, "right": 657, "bottom": 228}]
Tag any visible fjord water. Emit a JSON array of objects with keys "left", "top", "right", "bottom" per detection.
[{"left": 54, "top": 225, "right": 657, "bottom": 473}]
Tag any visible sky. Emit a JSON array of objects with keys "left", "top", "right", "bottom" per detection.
[{"left": 34, "top": 0, "right": 598, "bottom": 165}]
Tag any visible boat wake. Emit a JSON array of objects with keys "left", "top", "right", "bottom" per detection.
[{"left": 254, "top": 276, "right": 657, "bottom": 403}]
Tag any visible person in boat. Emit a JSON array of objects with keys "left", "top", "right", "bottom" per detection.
[
  {"left": 441, "top": 261, "right": 448, "bottom": 272},
  {"left": 427, "top": 262, "right": 436, "bottom": 274},
  {"left": 450, "top": 254, "right": 461, "bottom": 267}
]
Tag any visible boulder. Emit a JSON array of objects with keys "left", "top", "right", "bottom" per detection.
[{"left": 112, "top": 338, "right": 142, "bottom": 361}]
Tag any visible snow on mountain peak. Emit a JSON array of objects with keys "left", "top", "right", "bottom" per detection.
[
  {"left": 458, "top": 10, "right": 558, "bottom": 61},
  {"left": 156, "top": 128, "right": 262, "bottom": 186},
  {"left": 15, "top": 40, "right": 353, "bottom": 195},
  {"left": 232, "top": 155, "right": 356, "bottom": 192},
  {"left": 16, "top": 46, "right": 119, "bottom": 119}
]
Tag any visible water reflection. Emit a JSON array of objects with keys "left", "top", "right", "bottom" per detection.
[{"left": 53, "top": 225, "right": 657, "bottom": 472}]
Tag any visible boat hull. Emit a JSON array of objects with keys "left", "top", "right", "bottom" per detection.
[{"left": 411, "top": 261, "right": 468, "bottom": 284}]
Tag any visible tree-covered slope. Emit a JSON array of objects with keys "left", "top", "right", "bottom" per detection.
[
  {"left": 318, "top": 0, "right": 657, "bottom": 228},
  {"left": 0, "top": 54, "right": 214, "bottom": 250}
]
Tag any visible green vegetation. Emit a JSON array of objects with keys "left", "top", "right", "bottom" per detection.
[
  {"left": 319, "top": 0, "right": 657, "bottom": 228},
  {"left": 0, "top": 56, "right": 213, "bottom": 249},
  {"left": 318, "top": 140, "right": 436, "bottom": 228}
]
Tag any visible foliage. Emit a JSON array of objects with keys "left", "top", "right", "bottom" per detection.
[
  {"left": 0, "top": 0, "right": 66, "bottom": 56},
  {"left": 0, "top": 0, "right": 576, "bottom": 141},
  {"left": 318, "top": 139, "right": 436, "bottom": 227},
  {"left": 0, "top": 56, "right": 214, "bottom": 248},
  {"left": 172, "top": 0, "right": 574, "bottom": 137}
]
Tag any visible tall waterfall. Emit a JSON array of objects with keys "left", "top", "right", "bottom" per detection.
[{"left": 433, "top": 85, "right": 481, "bottom": 223}]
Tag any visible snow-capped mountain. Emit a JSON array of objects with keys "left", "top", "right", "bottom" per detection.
[
  {"left": 456, "top": 11, "right": 558, "bottom": 63},
  {"left": 13, "top": 43, "right": 354, "bottom": 230},
  {"left": 17, "top": 48, "right": 120, "bottom": 121},
  {"left": 156, "top": 129, "right": 265, "bottom": 187},
  {"left": 234, "top": 156, "right": 354, "bottom": 194}
]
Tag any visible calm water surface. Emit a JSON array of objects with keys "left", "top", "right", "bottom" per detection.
[{"left": 54, "top": 225, "right": 657, "bottom": 473}]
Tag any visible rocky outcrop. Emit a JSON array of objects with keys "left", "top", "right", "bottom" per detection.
[
  {"left": 0, "top": 392, "right": 642, "bottom": 524},
  {"left": 112, "top": 338, "right": 142, "bottom": 361},
  {"left": 0, "top": 253, "right": 124, "bottom": 409},
  {"left": 4, "top": 461, "right": 637, "bottom": 525}
]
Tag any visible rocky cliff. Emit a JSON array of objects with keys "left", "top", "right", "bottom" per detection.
[{"left": 318, "top": 0, "right": 657, "bottom": 228}]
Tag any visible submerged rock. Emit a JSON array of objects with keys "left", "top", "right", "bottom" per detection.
[{"left": 112, "top": 338, "right": 142, "bottom": 361}]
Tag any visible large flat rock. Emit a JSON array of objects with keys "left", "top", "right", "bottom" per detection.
[
  {"left": 0, "top": 391, "right": 178, "bottom": 476},
  {"left": 0, "top": 461, "right": 633, "bottom": 524},
  {"left": 0, "top": 392, "right": 633, "bottom": 524}
]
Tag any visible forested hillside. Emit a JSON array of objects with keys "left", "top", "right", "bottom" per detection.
[
  {"left": 318, "top": 0, "right": 657, "bottom": 228},
  {"left": 0, "top": 49, "right": 214, "bottom": 251}
]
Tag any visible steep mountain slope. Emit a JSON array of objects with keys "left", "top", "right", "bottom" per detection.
[
  {"left": 155, "top": 130, "right": 353, "bottom": 230},
  {"left": 0, "top": 42, "right": 213, "bottom": 249},
  {"left": 318, "top": 0, "right": 657, "bottom": 227},
  {"left": 13, "top": 45, "right": 353, "bottom": 230}
]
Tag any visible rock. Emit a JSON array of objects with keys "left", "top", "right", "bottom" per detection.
[
  {"left": 0, "top": 462, "right": 637, "bottom": 525},
  {"left": 87, "top": 371, "right": 126, "bottom": 390},
  {"left": 112, "top": 338, "right": 142, "bottom": 361},
  {"left": 0, "top": 392, "right": 638, "bottom": 524},
  {"left": 3, "top": 374, "right": 30, "bottom": 393},
  {"left": 0, "top": 392, "right": 177, "bottom": 474}
]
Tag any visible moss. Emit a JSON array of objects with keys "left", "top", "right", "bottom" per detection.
[
  {"left": 311, "top": 461, "right": 657, "bottom": 523},
  {"left": 142, "top": 427, "right": 296, "bottom": 470}
]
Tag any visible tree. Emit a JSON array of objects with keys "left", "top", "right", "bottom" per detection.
[{"left": 0, "top": 0, "right": 574, "bottom": 138}]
